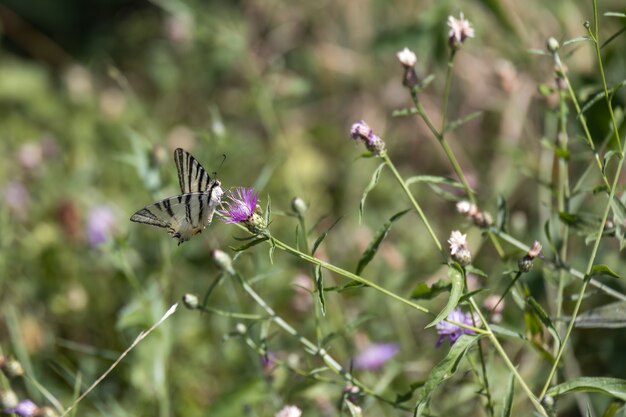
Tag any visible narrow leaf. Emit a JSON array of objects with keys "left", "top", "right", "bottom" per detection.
[
  {"left": 527, "top": 296, "right": 561, "bottom": 346},
  {"left": 230, "top": 237, "right": 269, "bottom": 252},
  {"left": 546, "top": 377, "right": 626, "bottom": 401},
  {"left": 314, "top": 265, "right": 326, "bottom": 316},
  {"left": 405, "top": 175, "right": 464, "bottom": 188},
  {"left": 425, "top": 264, "right": 464, "bottom": 328},
  {"left": 497, "top": 195, "right": 508, "bottom": 232},
  {"left": 501, "top": 372, "right": 515, "bottom": 417},
  {"left": 443, "top": 111, "right": 483, "bottom": 133},
  {"left": 562, "top": 35, "right": 592, "bottom": 46},
  {"left": 312, "top": 216, "right": 343, "bottom": 256},
  {"left": 610, "top": 196, "right": 626, "bottom": 226},
  {"left": 590, "top": 264, "right": 621, "bottom": 279},
  {"left": 414, "top": 334, "right": 481, "bottom": 414},
  {"left": 604, "top": 12, "right": 626, "bottom": 18},
  {"left": 359, "top": 163, "right": 385, "bottom": 223},
  {"left": 411, "top": 279, "right": 451, "bottom": 300},
  {"left": 355, "top": 209, "right": 410, "bottom": 275},
  {"left": 575, "top": 301, "right": 626, "bottom": 329}
]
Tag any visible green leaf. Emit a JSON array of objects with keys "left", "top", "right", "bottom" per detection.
[
  {"left": 579, "top": 80, "right": 626, "bottom": 118},
  {"left": 359, "top": 163, "right": 385, "bottom": 223},
  {"left": 345, "top": 400, "right": 362, "bottom": 417},
  {"left": 526, "top": 296, "right": 561, "bottom": 346},
  {"left": 600, "top": 401, "right": 622, "bottom": 417},
  {"left": 546, "top": 377, "right": 626, "bottom": 401},
  {"left": 559, "top": 211, "right": 583, "bottom": 226},
  {"left": 229, "top": 237, "right": 269, "bottom": 252},
  {"left": 501, "top": 372, "right": 515, "bottom": 417},
  {"left": 490, "top": 324, "right": 525, "bottom": 341},
  {"left": 314, "top": 265, "right": 326, "bottom": 316},
  {"left": 411, "top": 279, "right": 451, "bottom": 300},
  {"left": 603, "top": 150, "right": 620, "bottom": 175},
  {"left": 355, "top": 209, "right": 410, "bottom": 275},
  {"left": 610, "top": 196, "right": 626, "bottom": 226},
  {"left": 497, "top": 195, "right": 508, "bottom": 232},
  {"left": 311, "top": 216, "right": 342, "bottom": 256},
  {"left": 443, "top": 111, "right": 483, "bottom": 133},
  {"left": 575, "top": 301, "right": 626, "bottom": 329},
  {"left": 562, "top": 35, "right": 592, "bottom": 46},
  {"left": 405, "top": 175, "right": 464, "bottom": 189},
  {"left": 391, "top": 107, "right": 419, "bottom": 117},
  {"left": 590, "top": 264, "right": 621, "bottom": 279},
  {"left": 264, "top": 195, "right": 272, "bottom": 226},
  {"left": 414, "top": 334, "right": 481, "bottom": 415},
  {"left": 605, "top": 12, "right": 626, "bottom": 18},
  {"left": 394, "top": 381, "right": 425, "bottom": 404},
  {"left": 425, "top": 264, "right": 464, "bottom": 328}
]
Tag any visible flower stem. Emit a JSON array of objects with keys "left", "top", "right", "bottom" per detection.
[
  {"left": 539, "top": 9, "right": 626, "bottom": 397},
  {"left": 381, "top": 152, "right": 444, "bottom": 256}
]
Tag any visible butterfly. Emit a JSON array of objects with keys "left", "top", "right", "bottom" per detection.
[{"left": 130, "top": 148, "right": 224, "bottom": 244}]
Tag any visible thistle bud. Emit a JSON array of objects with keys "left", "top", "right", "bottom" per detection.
[
  {"left": 447, "top": 12, "right": 475, "bottom": 50},
  {"left": 396, "top": 47, "right": 419, "bottom": 88},
  {"left": 0, "top": 357, "right": 24, "bottom": 378},
  {"left": 235, "top": 323, "right": 247, "bottom": 334},
  {"left": 182, "top": 293, "right": 199, "bottom": 310},
  {"left": 546, "top": 37, "right": 560, "bottom": 53},
  {"left": 211, "top": 249, "right": 234, "bottom": 275},
  {"left": 518, "top": 241, "right": 542, "bottom": 273},
  {"left": 291, "top": 197, "right": 307, "bottom": 217},
  {"left": 39, "top": 407, "right": 60, "bottom": 417},
  {"left": 0, "top": 390, "right": 18, "bottom": 410}
]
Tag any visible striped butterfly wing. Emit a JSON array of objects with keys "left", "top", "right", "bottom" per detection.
[
  {"left": 174, "top": 148, "right": 212, "bottom": 193},
  {"left": 130, "top": 192, "right": 216, "bottom": 244}
]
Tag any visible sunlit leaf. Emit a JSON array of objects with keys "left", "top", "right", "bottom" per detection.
[
  {"left": 425, "top": 264, "right": 464, "bottom": 328},
  {"left": 355, "top": 209, "right": 410, "bottom": 275},
  {"left": 547, "top": 377, "right": 626, "bottom": 401},
  {"left": 501, "top": 372, "right": 515, "bottom": 417},
  {"left": 414, "top": 334, "right": 481, "bottom": 416},
  {"left": 314, "top": 264, "right": 326, "bottom": 316},
  {"left": 411, "top": 279, "right": 451, "bottom": 300},
  {"left": 311, "top": 216, "right": 343, "bottom": 256},
  {"left": 575, "top": 301, "right": 626, "bottom": 328},
  {"left": 359, "top": 163, "right": 385, "bottom": 223}
]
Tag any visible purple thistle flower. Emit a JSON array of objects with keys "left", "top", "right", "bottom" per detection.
[
  {"left": 219, "top": 187, "right": 259, "bottom": 224},
  {"left": 435, "top": 308, "right": 475, "bottom": 347},
  {"left": 353, "top": 343, "right": 399, "bottom": 370},
  {"left": 4, "top": 399, "right": 39, "bottom": 417},
  {"left": 350, "top": 120, "right": 386, "bottom": 156}
]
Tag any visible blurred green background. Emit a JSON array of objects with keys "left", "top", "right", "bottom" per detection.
[{"left": 1, "top": 0, "right": 625, "bottom": 416}]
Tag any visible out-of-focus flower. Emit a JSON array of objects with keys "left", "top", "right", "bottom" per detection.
[
  {"left": 87, "top": 206, "right": 117, "bottom": 247},
  {"left": 164, "top": 12, "right": 194, "bottom": 48},
  {"left": 64, "top": 65, "right": 93, "bottom": 102},
  {"left": 292, "top": 274, "right": 314, "bottom": 313},
  {"left": 275, "top": 405, "right": 302, "bottom": 417},
  {"left": 448, "top": 230, "right": 471, "bottom": 265},
  {"left": 456, "top": 201, "right": 492, "bottom": 227},
  {"left": 350, "top": 120, "right": 386, "bottom": 156},
  {"left": 3, "top": 181, "right": 30, "bottom": 220},
  {"left": 3, "top": 399, "right": 39, "bottom": 417},
  {"left": 353, "top": 343, "right": 399, "bottom": 370},
  {"left": 435, "top": 308, "right": 475, "bottom": 346},
  {"left": 99, "top": 88, "right": 126, "bottom": 119},
  {"left": 57, "top": 199, "right": 82, "bottom": 242},
  {"left": 0, "top": 357, "right": 24, "bottom": 378},
  {"left": 484, "top": 295, "right": 505, "bottom": 323},
  {"left": 18, "top": 142, "right": 43, "bottom": 171},
  {"left": 447, "top": 12, "right": 474, "bottom": 49},
  {"left": 396, "top": 47, "right": 417, "bottom": 67},
  {"left": 211, "top": 249, "right": 234, "bottom": 274}
]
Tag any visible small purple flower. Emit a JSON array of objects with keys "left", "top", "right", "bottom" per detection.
[
  {"left": 435, "top": 308, "right": 475, "bottom": 347},
  {"left": 87, "top": 206, "right": 117, "bottom": 246},
  {"left": 4, "top": 399, "right": 39, "bottom": 417},
  {"left": 353, "top": 343, "right": 399, "bottom": 370},
  {"left": 219, "top": 187, "right": 259, "bottom": 224},
  {"left": 3, "top": 181, "right": 30, "bottom": 220},
  {"left": 350, "top": 120, "right": 386, "bottom": 156}
]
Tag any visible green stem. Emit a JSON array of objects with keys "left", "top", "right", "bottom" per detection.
[
  {"left": 381, "top": 153, "right": 444, "bottom": 256},
  {"left": 489, "top": 228, "right": 626, "bottom": 301},
  {"left": 468, "top": 297, "right": 548, "bottom": 416},
  {"left": 540, "top": 10, "right": 626, "bottom": 395},
  {"left": 440, "top": 53, "right": 455, "bottom": 133}
]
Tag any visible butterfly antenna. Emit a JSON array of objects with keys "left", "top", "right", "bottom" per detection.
[{"left": 213, "top": 154, "right": 227, "bottom": 177}]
